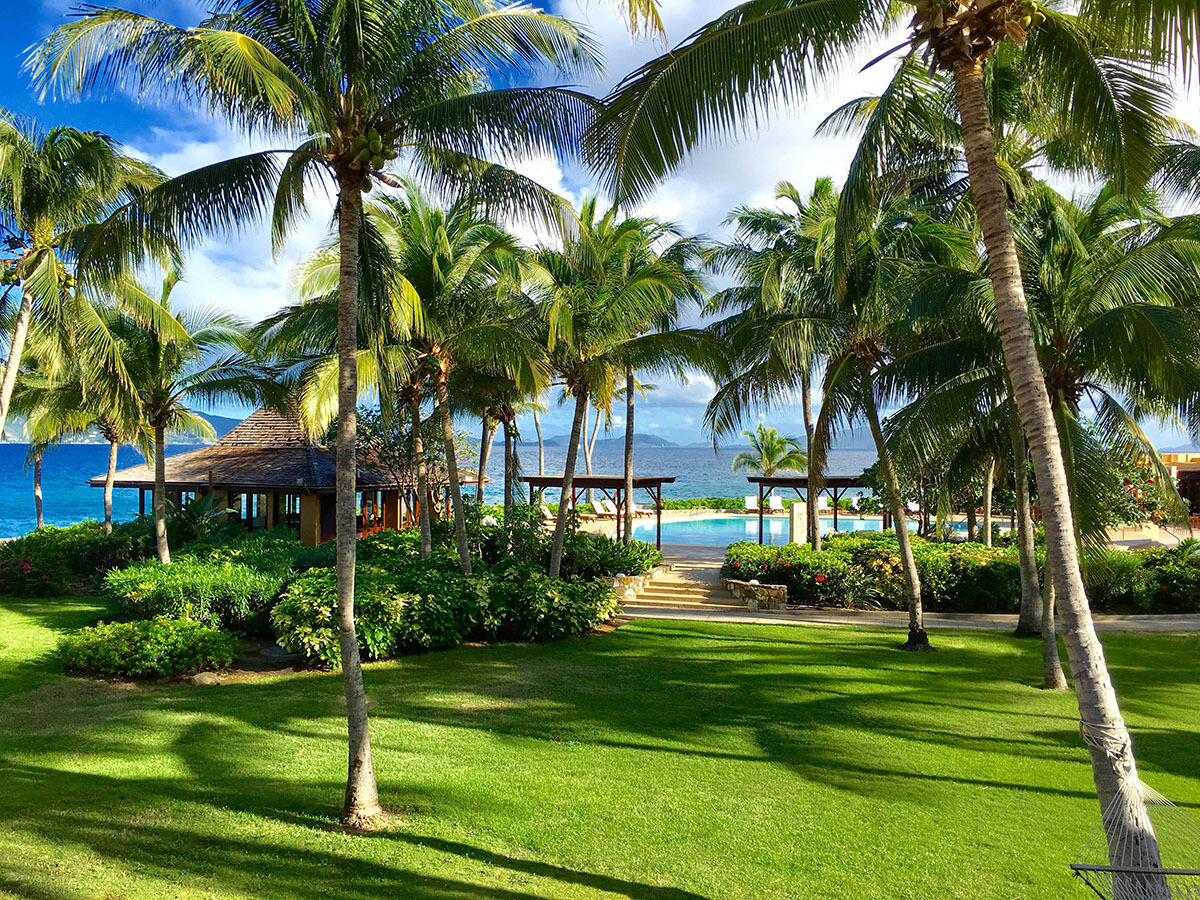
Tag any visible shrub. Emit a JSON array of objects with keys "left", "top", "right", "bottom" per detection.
[
  {"left": 723, "top": 532, "right": 1022, "bottom": 612},
  {"left": 1082, "top": 550, "right": 1149, "bottom": 611},
  {"left": 662, "top": 497, "right": 746, "bottom": 511},
  {"left": 271, "top": 567, "right": 414, "bottom": 667},
  {"left": 560, "top": 532, "right": 662, "bottom": 579},
  {"left": 182, "top": 527, "right": 335, "bottom": 574},
  {"left": 59, "top": 617, "right": 236, "bottom": 678},
  {"left": 103, "top": 557, "right": 283, "bottom": 632},
  {"left": 1133, "top": 545, "right": 1200, "bottom": 612},
  {"left": 0, "top": 520, "right": 151, "bottom": 596},
  {"left": 489, "top": 562, "right": 620, "bottom": 640}
]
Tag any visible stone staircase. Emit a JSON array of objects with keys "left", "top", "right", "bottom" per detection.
[{"left": 621, "top": 561, "right": 746, "bottom": 612}]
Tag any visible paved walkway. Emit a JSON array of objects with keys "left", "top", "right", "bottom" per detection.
[{"left": 642, "top": 544, "right": 1200, "bottom": 633}]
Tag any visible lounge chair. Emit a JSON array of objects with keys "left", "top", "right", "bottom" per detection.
[
  {"left": 768, "top": 495, "right": 785, "bottom": 513},
  {"left": 593, "top": 498, "right": 618, "bottom": 519},
  {"left": 629, "top": 500, "right": 655, "bottom": 519},
  {"left": 817, "top": 495, "right": 830, "bottom": 512},
  {"left": 744, "top": 495, "right": 759, "bottom": 512}
]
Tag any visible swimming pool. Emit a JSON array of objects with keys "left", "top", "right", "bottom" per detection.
[{"left": 630, "top": 513, "right": 961, "bottom": 546}]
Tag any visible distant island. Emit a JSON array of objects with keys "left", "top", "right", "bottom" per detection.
[
  {"left": 522, "top": 425, "right": 879, "bottom": 452},
  {"left": 1, "top": 411, "right": 243, "bottom": 445}
]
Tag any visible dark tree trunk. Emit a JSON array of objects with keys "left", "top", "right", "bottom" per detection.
[
  {"left": 153, "top": 424, "right": 170, "bottom": 565},
  {"left": 549, "top": 386, "right": 588, "bottom": 578},
  {"left": 409, "top": 388, "right": 432, "bottom": 559},
  {"left": 334, "top": 177, "right": 382, "bottom": 827},
  {"left": 104, "top": 438, "right": 118, "bottom": 534},
  {"left": 966, "top": 504, "right": 978, "bottom": 543},
  {"left": 476, "top": 416, "right": 495, "bottom": 503},
  {"left": 434, "top": 361, "right": 471, "bottom": 574},
  {"left": 503, "top": 417, "right": 515, "bottom": 517},
  {"left": 802, "top": 369, "right": 820, "bottom": 550},
  {"left": 861, "top": 365, "right": 929, "bottom": 651},
  {"left": 623, "top": 365, "right": 635, "bottom": 543},
  {"left": 33, "top": 451, "right": 44, "bottom": 529},
  {"left": 1010, "top": 418, "right": 1041, "bottom": 637}
]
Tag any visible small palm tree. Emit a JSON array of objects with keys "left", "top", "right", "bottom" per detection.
[
  {"left": 115, "top": 273, "right": 265, "bottom": 565},
  {"left": 731, "top": 424, "right": 807, "bottom": 478}
]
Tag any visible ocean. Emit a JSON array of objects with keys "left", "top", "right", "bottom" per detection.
[{"left": 0, "top": 441, "right": 877, "bottom": 539}]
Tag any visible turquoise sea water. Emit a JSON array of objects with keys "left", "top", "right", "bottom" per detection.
[{"left": 0, "top": 440, "right": 879, "bottom": 539}]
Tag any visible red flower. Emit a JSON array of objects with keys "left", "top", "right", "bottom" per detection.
[{"left": 815, "top": 573, "right": 827, "bottom": 583}]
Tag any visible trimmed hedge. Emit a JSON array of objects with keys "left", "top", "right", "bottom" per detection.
[{"left": 60, "top": 617, "right": 236, "bottom": 678}]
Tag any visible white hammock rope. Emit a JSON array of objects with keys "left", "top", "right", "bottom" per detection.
[{"left": 1072, "top": 772, "right": 1200, "bottom": 900}]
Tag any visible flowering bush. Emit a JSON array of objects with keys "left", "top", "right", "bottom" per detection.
[{"left": 0, "top": 521, "right": 152, "bottom": 596}]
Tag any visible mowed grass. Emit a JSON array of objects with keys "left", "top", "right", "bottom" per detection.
[{"left": 1, "top": 598, "right": 1198, "bottom": 900}]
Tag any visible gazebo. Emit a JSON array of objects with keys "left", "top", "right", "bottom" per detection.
[
  {"left": 90, "top": 408, "right": 481, "bottom": 546},
  {"left": 522, "top": 474, "right": 675, "bottom": 548},
  {"left": 746, "top": 474, "right": 867, "bottom": 544}
]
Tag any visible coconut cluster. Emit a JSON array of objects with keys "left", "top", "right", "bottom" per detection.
[
  {"left": 910, "top": 0, "right": 1046, "bottom": 70},
  {"left": 347, "top": 127, "right": 398, "bottom": 193}
]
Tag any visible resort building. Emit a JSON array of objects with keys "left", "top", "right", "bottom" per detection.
[
  {"left": 1163, "top": 451, "right": 1200, "bottom": 520},
  {"left": 89, "top": 408, "right": 480, "bottom": 545}
]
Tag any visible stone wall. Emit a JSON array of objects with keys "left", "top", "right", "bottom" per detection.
[
  {"left": 722, "top": 578, "right": 788, "bottom": 611},
  {"left": 609, "top": 566, "right": 668, "bottom": 603}
]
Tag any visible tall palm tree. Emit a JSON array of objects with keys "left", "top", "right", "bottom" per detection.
[
  {"left": 706, "top": 179, "right": 834, "bottom": 547},
  {"left": 585, "top": 2, "right": 1181, "bottom": 866},
  {"left": 36, "top": 0, "right": 602, "bottom": 824},
  {"left": 529, "top": 199, "right": 707, "bottom": 576},
  {"left": 731, "top": 424, "right": 807, "bottom": 477},
  {"left": 0, "top": 115, "right": 179, "bottom": 437}
]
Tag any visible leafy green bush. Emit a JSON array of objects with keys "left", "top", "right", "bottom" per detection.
[
  {"left": 103, "top": 557, "right": 283, "bottom": 632},
  {"left": 662, "top": 497, "right": 746, "bottom": 510},
  {"left": 560, "top": 532, "right": 662, "bottom": 579},
  {"left": 271, "top": 567, "right": 414, "bottom": 667},
  {"left": 59, "top": 617, "right": 236, "bottom": 678},
  {"left": 182, "top": 527, "right": 336, "bottom": 574},
  {"left": 489, "top": 562, "right": 620, "bottom": 640},
  {"left": 1133, "top": 545, "right": 1200, "bottom": 612},
  {"left": 1081, "top": 550, "right": 1148, "bottom": 611},
  {"left": 723, "top": 532, "right": 1022, "bottom": 612},
  {"left": 0, "top": 520, "right": 151, "bottom": 596}
]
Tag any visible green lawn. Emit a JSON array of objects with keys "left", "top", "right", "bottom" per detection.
[{"left": 2, "top": 598, "right": 1198, "bottom": 900}]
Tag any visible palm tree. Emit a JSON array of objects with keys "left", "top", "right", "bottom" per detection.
[
  {"left": 529, "top": 199, "right": 707, "bottom": 576},
  {"left": 0, "top": 115, "right": 179, "bottom": 438},
  {"left": 706, "top": 179, "right": 834, "bottom": 547},
  {"left": 731, "top": 424, "right": 807, "bottom": 478},
  {"left": 115, "top": 273, "right": 264, "bottom": 565},
  {"left": 585, "top": 3, "right": 1181, "bottom": 865},
  {"left": 36, "top": 1, "right": 603, "bottom": 824}
]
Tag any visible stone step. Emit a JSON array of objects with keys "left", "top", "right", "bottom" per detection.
[{"left": 622, "top": 597, "right": 746, "bottom": 611}]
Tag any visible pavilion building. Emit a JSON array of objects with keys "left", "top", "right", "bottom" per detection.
[{"left": 89, "top": 407, "right": 479, "bottom": 545}]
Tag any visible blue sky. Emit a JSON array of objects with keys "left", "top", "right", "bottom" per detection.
[{"left": 4, "top": 1, "right": 1198, "bottom": 450}]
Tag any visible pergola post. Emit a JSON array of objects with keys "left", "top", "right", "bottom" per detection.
[{"left": 758, "top": 482, "right": 765, "bottom": 544}]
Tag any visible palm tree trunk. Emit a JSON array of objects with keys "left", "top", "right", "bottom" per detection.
[
  {"left": 476, "top": 416, "right": 495, "bottom": 503},
  {"left": 409, "top": 389, "right": 432, "bottom": 559},
  {"left": 549, "top": 386, "right": 588, "bottom": 578},
  {"left": 982, "top": 458, "right": 995, "bottom": 547},
  {"left": 0, "top": 292, "right": 34, "bottom": 437},
  {"left": 434, "top": 360, "right": 471, "bottom": 574},
  {"left": 1041, "top": 553, "right": 1069, "bottom": 691},
  {"left": 104, "top": 439, "right": 118, "bottom": 534},
  {"left": 334, "top": 177, "right": 382, "bottom": 828},
  {"left": 953, "top": 59, "right": 1163, "bottom": 879},
  {"left": 1010, "top": 419, "right": 1041, "bottom": 637},
  {"left": 503, "top": 417, "right": 514, "bottom": 517},
  {"left": 861, "top": 365, "right": 929, "bottom": 650},
  {"left": 966, "top": 504, "right": 978, "bottom": 542},
  {"left": 802, "top": 370, "right": 820, "bottom": 550},
  {"left": 533, "top": 407, "right": 545, "bottom": 475},
  {"left": 583, "top": 403, "right": 600, "bottom": 507},
  {"left": 153, "top": 424, "right": 171, "bottom": 565},
  {"left": 33, "top": 450, "right": 44, "bottom": 529},
  {"left": 623, "top": 365, "right": 635, "bottom": 543}
]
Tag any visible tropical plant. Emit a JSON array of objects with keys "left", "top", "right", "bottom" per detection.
[
  {"left": 583, "top": 0, "right": 1186, "bottom": 865},
  {"left": 109, "top": 272, "right": 263, "bottom": 565},
  {"left": 529, "top": 199, "right": 707, "bottom": 576},
  {"left": 730, "top": 424, "right": 808, "bottom": 477},
  {"left": 36, "top": 0, "right": 601, "bottom": 827},
  {"left": 707, "top": 179, "right": 834, "bottom": 547},
  {"left": 0, "top": 114, "right": 179, "bottom": 437}
]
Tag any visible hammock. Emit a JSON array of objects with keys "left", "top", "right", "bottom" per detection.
[{"left": 1072, "top": 779, "right": 1200, "bottom": 899}]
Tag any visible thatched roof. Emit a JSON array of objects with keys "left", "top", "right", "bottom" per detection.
[{"left": 89, "top": 408, "right": 479, "bottom": 493}]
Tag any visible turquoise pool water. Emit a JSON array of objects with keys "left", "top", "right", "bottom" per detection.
[{"left": 631, "top": 513, "right": 962, "bottom": 546}]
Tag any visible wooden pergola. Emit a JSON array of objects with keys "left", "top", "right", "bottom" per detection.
[
  {"left": 746, "top": 474, "right": 866, "bottom": 544},
  {"left": 523, "top": 474, "right": 676, "bottom": 549}
]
